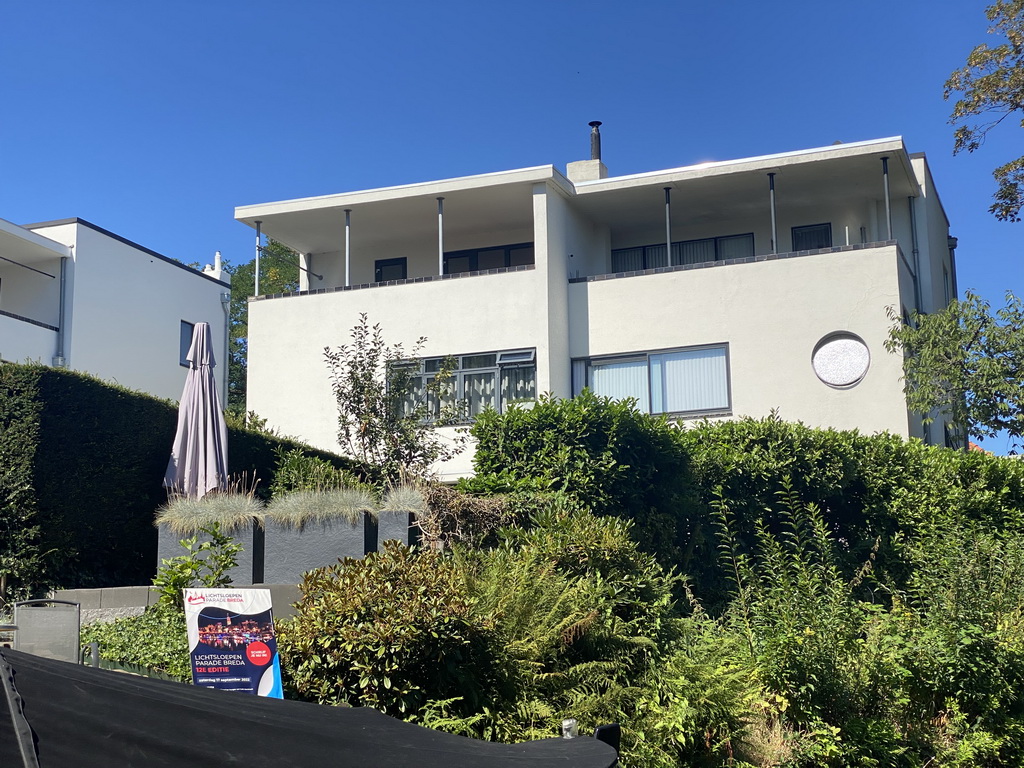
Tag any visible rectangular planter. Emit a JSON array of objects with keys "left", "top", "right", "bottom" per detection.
[{"left": 261, "top": 516, "right": 367, "bottom": 586}]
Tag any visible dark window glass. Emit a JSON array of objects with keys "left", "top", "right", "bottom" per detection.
[
  {"left": 509, "top": 246, "right": 534, "bottom": 266},
  {"left": 444, "top": 242, "right": 535, "bottom": 275},
  {"left": 375, "top": 258, "right": 407, "bottom": 282},
  {"left": 179, "top": 320, "right": 195, "bottom": 367},
  {"left": 792, "top": 224, "right": 832, "bottom": 251},
  {"left": 477, "top": 249, "right": 506, "bottom": 270}
]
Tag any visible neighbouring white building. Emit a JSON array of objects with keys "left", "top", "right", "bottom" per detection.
[
  {"left": 238, "top": 133, "right": 958, "bottom": 479},
  {"left": 0, "top": 217, "right": 230, "bottom": 401}
]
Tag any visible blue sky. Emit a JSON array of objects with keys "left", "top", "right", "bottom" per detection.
[{"left": 1, "top": 1, "right": 1021, "bottom": 451}]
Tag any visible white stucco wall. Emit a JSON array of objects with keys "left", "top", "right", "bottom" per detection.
[
  {"left": 0, "top": 313, "right": 58, "bottom": 364},
  {"left": 248, "top": 267, "right": 549, "bottom": 479},
  {"left": 567, "top": 245, "right": 912, "bottom": 438},
  {"left": 29, "top": 221, "right": 229, "bottom": 402}
]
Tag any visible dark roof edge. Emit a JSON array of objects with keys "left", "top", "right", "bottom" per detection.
[{"left": 21, "top": 217, "right": 231, "bottom": 287}]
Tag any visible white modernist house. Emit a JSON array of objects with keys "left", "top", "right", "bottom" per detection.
[
  {"left": 238, "top": 135, "right": 957, "bottom": 480},
  {"left": 0, "top": 217, "right": 230, "bottom": 402}
]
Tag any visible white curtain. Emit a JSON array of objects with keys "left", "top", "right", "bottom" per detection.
[
  {"left": 590, "top": 359, "right": 650, "bottom": 412},
  {"left": 465, "top": 372, "right": 497, "bottom": 416},
  {"left": 501, "top": 366, "right": 536, "bottom": 410},
  {"left": 651, "top": 347, "right": 728, "bottom": 413}
]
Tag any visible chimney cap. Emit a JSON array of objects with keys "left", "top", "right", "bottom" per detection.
[{"left": 589, "top": 120, "right": 602, "bottom": 128}]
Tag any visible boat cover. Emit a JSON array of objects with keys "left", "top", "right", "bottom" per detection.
[{"left": 0, "top": 648, "right": 617, "bottom": 768}]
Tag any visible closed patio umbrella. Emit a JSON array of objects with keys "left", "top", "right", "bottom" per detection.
[{"left": 164, "top": 322, "right": 228, "bottom": 499}]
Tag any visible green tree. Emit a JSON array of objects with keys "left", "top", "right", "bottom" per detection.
[
  {"left": 324, "top": 314, "right": 463, "bottom": 485},
  {"left": 946, "top": 1, "right": 1024, "bottom": 221},
  {"left": 224, "top": 241, "right": 299, "bottom": 413},
  {"left": 886, "top": 291, "right": 1024, "bottom": 445}
]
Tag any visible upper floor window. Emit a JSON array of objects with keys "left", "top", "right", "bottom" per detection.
[
  {"left": 401, "top": 348, "right": 537, "bottom": 422},
  {"left": 179, "top": 320, "right": 195, "bottom": 367},
  {"left": 791, "top": 223, "right": 832, "bottom": 251},
  {"left": 611, "top": 233, "right": 754, "bottom": 272},
  {"left": 444, "top": 243, "right": 535, "bottom": 275},
  {"left": 573, "top": 344, "right": 730, "bottom": 416},
  {"left": 375, "top": 258, "right": 407, "bottom": 282}
]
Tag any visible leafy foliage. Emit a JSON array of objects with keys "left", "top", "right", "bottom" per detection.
[
  {"left": 324, "top": 314, "right": 463, "bottom": 485},
  {"left": 945, "top": 1, "right": 1024, "bottom": 221},
  {"left": 224, "top": 241, "right": 299, "bottom": 413},
  {"left": 276, "top": 541, "right": 495, "bottom": 716},
  {"left": 463, "top": 390, "right": 696, "bottom": 564},
  {"left": 81, "top": 603, "right": 192, "bottom": 681},
  {"left": 886, "top": 291, "right": 1024, "bottom": 445},
  {"left": 151, "top": 522, "right": 242, "bottom": 610}
]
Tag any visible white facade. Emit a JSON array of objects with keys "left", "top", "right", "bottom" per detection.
[
  {"left": 238, "top": 137, "right": 956, "bottom": 479},
  {"left": 0, "top": 217, "right": 230, "bottom": 401}
]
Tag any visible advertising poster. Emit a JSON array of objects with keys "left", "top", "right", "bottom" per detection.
[{"left": 183, "top": 588, "right": 283, "bottom": 698}]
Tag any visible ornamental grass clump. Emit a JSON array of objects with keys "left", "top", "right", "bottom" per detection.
[
  {"left": 266, "top": 487, "right": 377, "bottom": 529},
  {"left": 155, "top": 490, "right": 265, "bottom": 535},
  {"left": 379, "top": 485, "right": 426, "bottom": 516}
]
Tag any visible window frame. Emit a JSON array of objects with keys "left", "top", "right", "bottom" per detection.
[
  {"left": 574, "top": 343, "right": 732, "bottom": 418},
  {"left": 611, "top": 233, "right": 754, "bottom": 272},
  {"left": 443, "top": 242, "right": 535, "bottom": 275},
  {"left": 402, "top": 347, "right": 537, "bottom": 423},
  {"left": 179, "top": 320, "right": 195, "bottom": 367},
  {"left": 374, "top": 257, "right": 408, "bottom": 282},
  {"left": 791, "top": 223, "right": 833, "bottom": 251}
]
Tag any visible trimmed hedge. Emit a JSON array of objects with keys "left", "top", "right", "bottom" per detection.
[{"left": 0, "top": 362, "right": 352, "bottom": 593}]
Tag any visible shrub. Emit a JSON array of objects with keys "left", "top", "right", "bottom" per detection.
[
  {"left": 276, "top": 541, "right": 497, "bottom": 716},
  {"left": 81, "top": 603, "right": 192, "bottom": 681},
  {"left": 151, "top": 522, "right": 242, "bottom": 610}
]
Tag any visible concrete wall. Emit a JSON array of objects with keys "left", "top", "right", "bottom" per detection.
[
  {"left": 567, "top": 245, "right": 911, "bottom": 438},
  {"left": 30, "top": 221, "right": 229, "bottom": 402},
  {"left": 0, "top": 313, "right": 58, "bottom": 364},
  {"left": 248, "top": 267, "right": 548, "bottom": 480}
]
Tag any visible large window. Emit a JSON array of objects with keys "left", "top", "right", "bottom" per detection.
[
  {"left": 402, "top": 348, "right": 537, "bottom": 421},
  {"left": 791, "top": 223, "right": 832, "bottom": 251},
  {"left": 444, "top": 243, "right": 535, "bottom": 275},
  {"left": 573, "top": 344, "right": 730, "bottom": 416},
  {"left": 611, "top": 233, "right": 754, "bottom": 272}
]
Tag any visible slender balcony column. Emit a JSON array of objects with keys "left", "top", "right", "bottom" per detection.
[
  {"left": 664, "top": 187, "right": 672, "bottom": 264},
  {"left": 437, "top": 197, "right": 445, "bottom": 276},
  {"left": 254, "top": 220, "right": 262, "bottom": 295},
  {"left": 881, "top": 157, "right": 892, "bottom": 240},
  {"left": 767, "top": 173, "right": 777, "bottom": 254},
  {"left": 344, "top": 209, "right": 352, "bottom": 287}
]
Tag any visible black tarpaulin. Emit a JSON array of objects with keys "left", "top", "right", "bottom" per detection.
[{"left": 0, "top": 649, "right": 617, "bottom": 768}]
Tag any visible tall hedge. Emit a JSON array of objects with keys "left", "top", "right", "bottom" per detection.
[
  {"left": 465, "top": 397, "right": 1024, "bottom": 607},
  {"left": 0, "top": 362, "right": 352, "bottom": 593}
]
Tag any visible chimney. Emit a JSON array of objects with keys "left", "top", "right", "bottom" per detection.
[{"left": 567, "top": 120, "right": 609, "bottom": 184}]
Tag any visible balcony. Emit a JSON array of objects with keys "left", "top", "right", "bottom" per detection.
[{"left": 0, "top": 310, "right": 58, "bottom": 364}]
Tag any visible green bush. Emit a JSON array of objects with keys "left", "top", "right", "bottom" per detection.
[
  {"left": 276, "top": 541, "right": 498, "bottom": 716},
  {"left": 81, "top": 603, "right": 192, "bottom": 681},
  {"left": 463, "top": 391, "right": 697, "bottom": 564}
]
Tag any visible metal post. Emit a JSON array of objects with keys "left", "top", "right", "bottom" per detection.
[
  {"left": 254, "top": 220, "right": 262, "bottom": 296},
  {"left": 344, "top": 209, "right": 352, "bottom": 287},
  {"left": 437, "top": 197, "right": 445, "bottom": 275},
  {"left": 768, "top": 173, "right": 777, "bottom": 254},
  {"left": 663, "top": 187, "right": 672, "bottom": 266},
  {"left": 881, "top": 157, "right": 892, "bottom": 240}
]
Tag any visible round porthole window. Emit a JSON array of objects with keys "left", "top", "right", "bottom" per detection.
[{"left": 812, "top": 333, "right": 870, "bottom": 388}]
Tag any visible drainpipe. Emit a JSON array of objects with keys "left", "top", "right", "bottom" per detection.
[
  {"left": 907, "top": 197, "right": 922, "bottom": 311},
  {"left": 344, "top": 209, "right": 352, "bottom": 287},
  {"left": 437, "top": 197, "right": 445, "bottom": 275},
  {"left": 663, "top": 188, "right": 672, "bottom": 265},
  {"left": 217, "top": 249, "right": 231, "bottom": 403},
  {"left": 881, "top": 158, "right": 892, "bottom": 240},
  {"left": 768, "top": 173, "right": 778, "bottom": 254},
  {"left": 53, "top": 255, "right": 68, "bottom": 367}
]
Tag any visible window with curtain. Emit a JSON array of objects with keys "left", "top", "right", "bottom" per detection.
[
  {"left": 400, "top": 348, "right": 537, "bottom": 422},
  {"left": 582, "top": 344, "right": 729, "bottom": 416}
]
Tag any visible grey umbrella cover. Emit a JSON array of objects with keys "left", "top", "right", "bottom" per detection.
[{"left": 164, "top": 322, "right": 228, "bottom": 499}]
